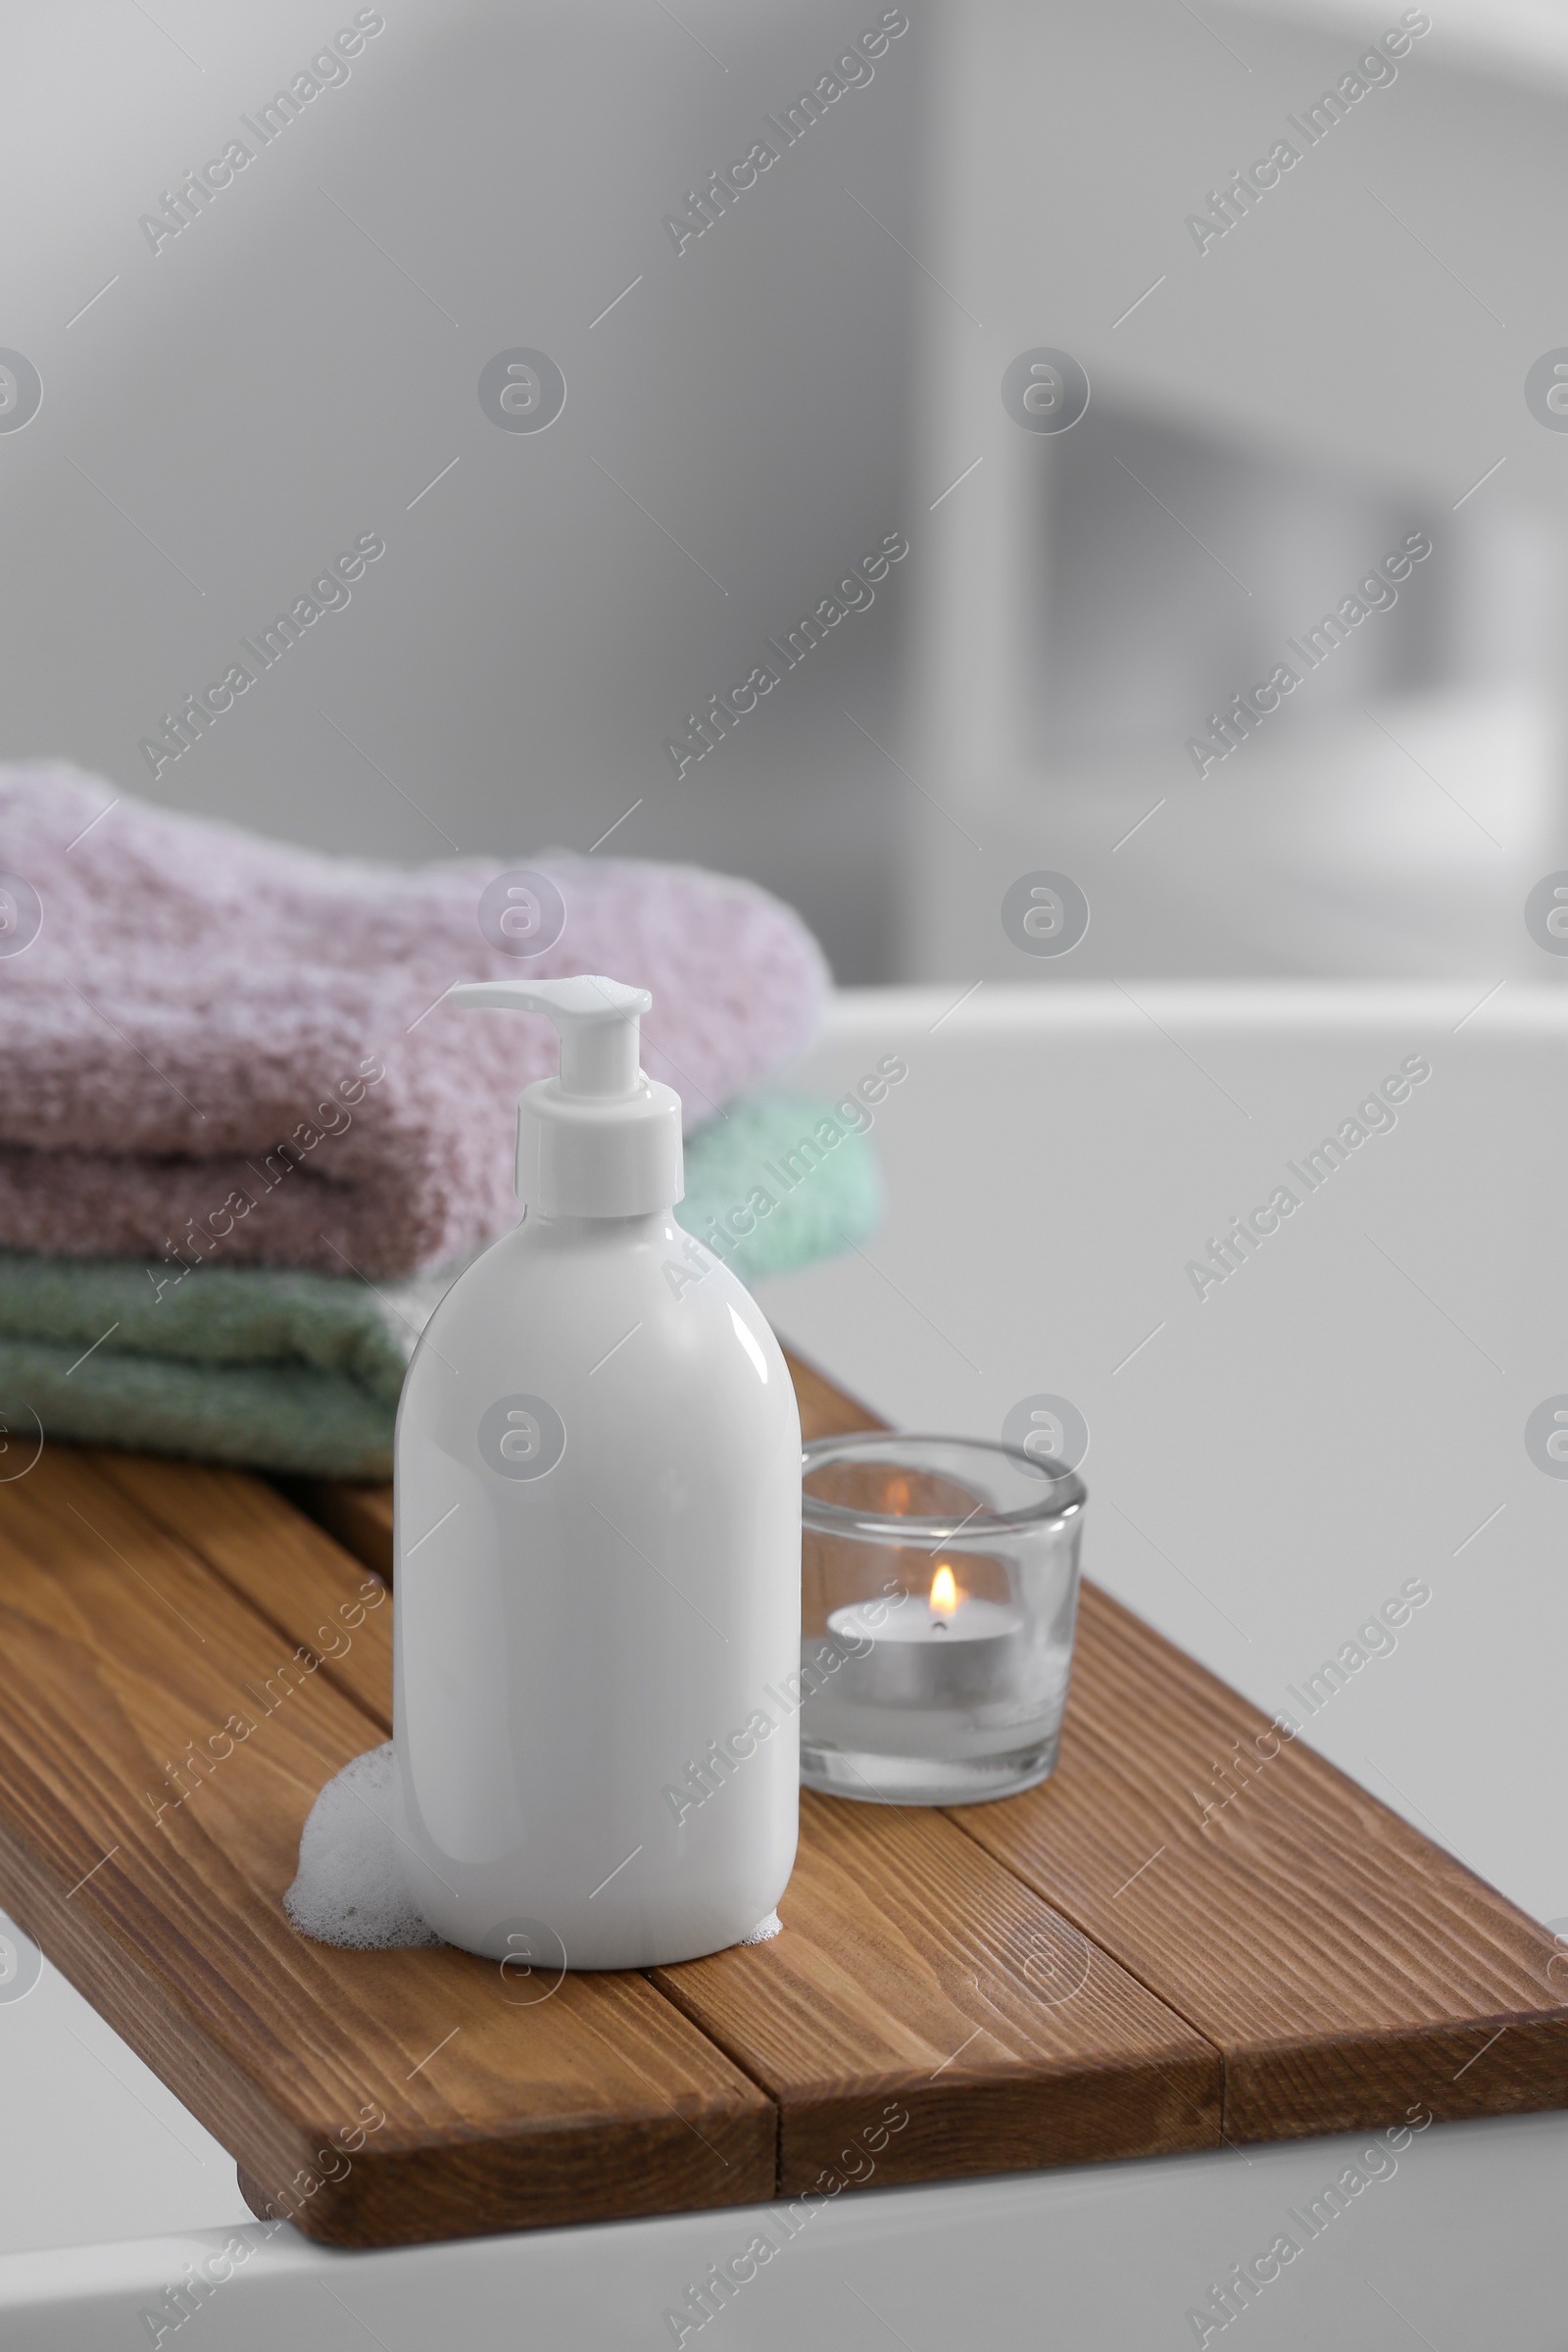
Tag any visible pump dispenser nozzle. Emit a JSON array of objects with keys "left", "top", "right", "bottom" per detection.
[
  {"left": 450, "top": 974, "right": 683, "bottom": 1217},
  {"left": 449, "top": 976, "right": 650, "bottom": 1099}
]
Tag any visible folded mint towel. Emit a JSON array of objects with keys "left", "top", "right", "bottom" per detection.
[{"left": 0, "top": 1093, "right": 880, "bottom": 1478}]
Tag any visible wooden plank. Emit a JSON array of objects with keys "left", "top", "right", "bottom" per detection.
[
  {"left": 96, "top": 1453, "right": 394, "bottom": 1727},
  {"left": 654, "top": 1791, "right": 1218, "bottom": 2191},
  {"left": 785, "top": 1344, "right": 886, "bottom": 1443},
  {"left": 0, "top": 1450, "right": 774, "bottom": 2246},
  {"left": 176, "top": 1409, "right": 1226, "bottom": 2196},
  {"left": 9, "top": 1335, "right": 1566, "bottom": 2248},
  {"left": 953, "top": 1579, "right": 1568, "bottom": 2143},
  {"left": 303, "top": 1343, "right": 1568, "bottom": 2165},
  {"left": 284, "top": 1474, "right": 394, "bottom": 1585},
  {"left": 749, "top": 1356, "right": 1568, "bottom": 2140},
  {"left": 228, "top": 1346, "right": 1225, "bottom": 2190}
]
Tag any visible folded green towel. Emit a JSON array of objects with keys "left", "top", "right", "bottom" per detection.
[{"left": 0, "top": 1093, "right": 879, "bottom": 1479}]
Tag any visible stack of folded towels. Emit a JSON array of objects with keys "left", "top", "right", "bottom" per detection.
[{"left": 0, "top": 767, "right": 878, "bottom": 1477}]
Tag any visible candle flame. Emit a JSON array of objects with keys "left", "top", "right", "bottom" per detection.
[{"left": 929, "top": 1564, "right": 958, "bottom": 1615}]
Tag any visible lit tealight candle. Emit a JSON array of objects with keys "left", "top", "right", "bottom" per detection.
[
  {"left": 799, "top": 1430, "right": 1087, "bottom": 1803},
  {"left": 825, "top": 1562, "right": 1026, "bottom": 1705}
]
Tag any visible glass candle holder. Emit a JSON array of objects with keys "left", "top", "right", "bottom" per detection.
[{"left": 798, "top": 1434, "right": 1088, "bottom": 1806}]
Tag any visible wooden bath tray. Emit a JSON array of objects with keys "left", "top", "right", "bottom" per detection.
[{"left": 0, "top": 1348, "right": 1563, "bottom": 2249}]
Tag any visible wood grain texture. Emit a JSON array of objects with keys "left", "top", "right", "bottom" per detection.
[
  {"left": 5, "top": 1337, "right": 1564, "bottom": 2250},
  {"left": 785, "top": 1345, "right": 886, "bottom": 1444},
  {"left": 302, "top": 1341, "right": 1568, "bottom": 2173},
  {"left": 185, "top": 1370, "right": 1227, "bottom": 2201},
  {"left": 284, "top": 1475, "right": 394, "bottom": 1585},
  {"left": 0, "top": 1450, "right": 772, "bottom": 2246},
  {"left": 654, "top": 1790, "right": 1218, "bottom": 2192},
  {"left": 953, "top": 1578, "right": 1568, "bottom": 2143},
  {"left": 768, "top": 1355, "right": 1568, "bottom": 2141},
  {"left": 96, "top": 1452, "right": 393, "bottom": 1725}
]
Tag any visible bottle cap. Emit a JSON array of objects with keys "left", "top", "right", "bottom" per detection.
[{"left": 449, "top": 975, "right": 684, "bottom": 1216}]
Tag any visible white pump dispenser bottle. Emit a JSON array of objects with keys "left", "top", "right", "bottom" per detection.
[{"left": 392, "top": 975, "right": 801, "bottom": 1968}]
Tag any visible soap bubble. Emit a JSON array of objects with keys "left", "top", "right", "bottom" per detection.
[{"left": 283, "top": 1742, "right": 443, "bottom": 1950}]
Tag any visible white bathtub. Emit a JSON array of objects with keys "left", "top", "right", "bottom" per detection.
[{"left": 2, "top": 983, "right": 1563, "bottom": 2351}]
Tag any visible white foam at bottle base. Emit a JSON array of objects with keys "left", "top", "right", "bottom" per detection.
[
  {"left": 284, "top": 1742, "right": 784, "bottom": 1954},
  {"left": 284, "top": 1741, "right": 441, "bottom": 1950}
]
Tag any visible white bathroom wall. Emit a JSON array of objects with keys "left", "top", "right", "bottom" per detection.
[
  {"left": 0, "top": 0, "right": 921, "bottom": 981},
  {"left": 7, "top": 0, "right": 1568, "bottom": 985},
  {"left": 900, "top": 0, "right": 1568, "bottom": 982}
]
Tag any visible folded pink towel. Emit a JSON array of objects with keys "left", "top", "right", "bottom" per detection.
[{"left": 0, "top": 767, "right": 829, "bottom": 1278}]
